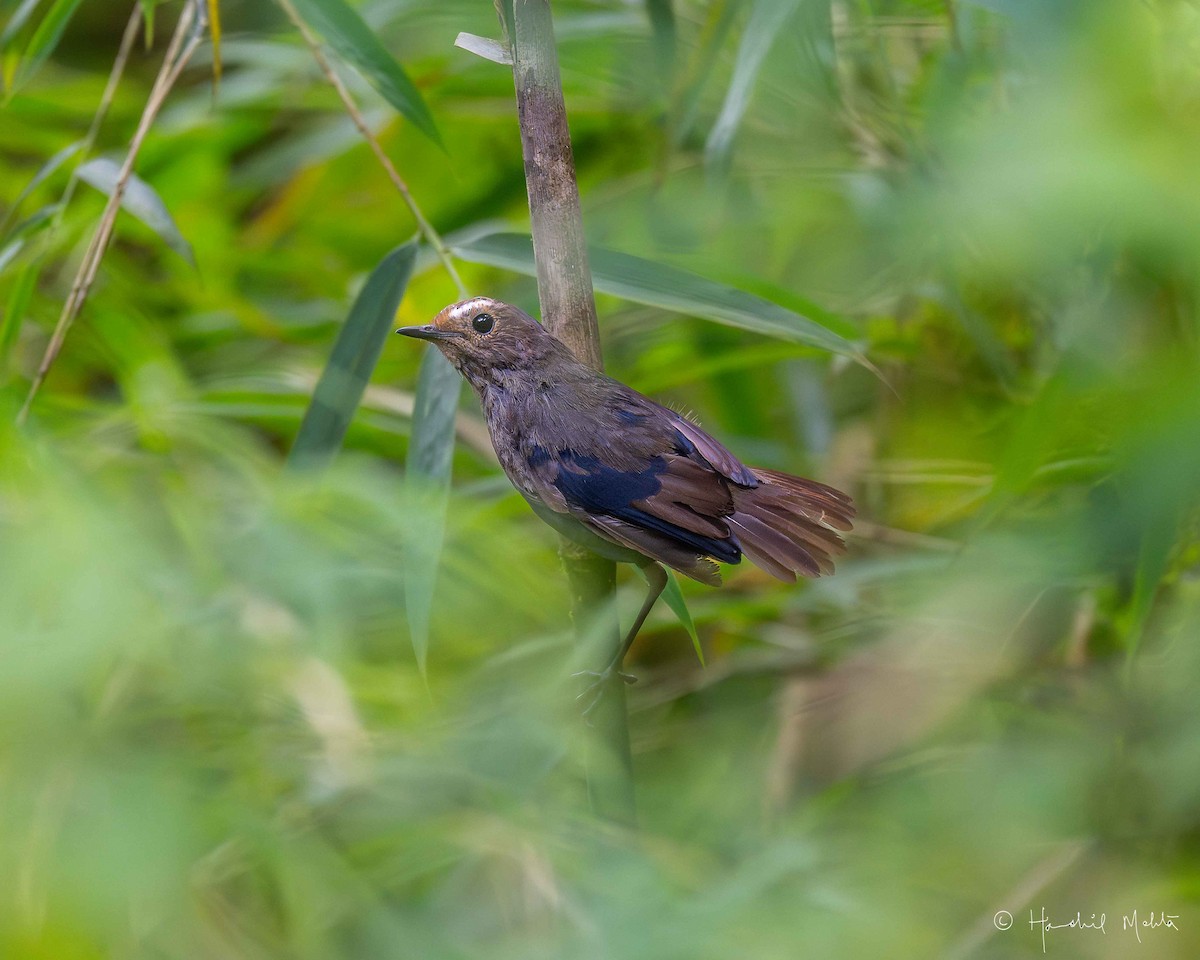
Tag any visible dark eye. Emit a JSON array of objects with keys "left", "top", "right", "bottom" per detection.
[{"left": 472, "top": 313, "right": 495, "bottom": 334}]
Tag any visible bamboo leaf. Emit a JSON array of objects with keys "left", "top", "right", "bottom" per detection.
[
  {"left": 0, "top": 139, "right": 80, "bottom": 241},
  {"left": 1125, "top": 511, "right": 1176, "bottom": 670},
  {"left": 137, "top": 0, "right": 162, "bottom": 46},
  {"left": 12, "top": 0, "right": 81, "bottom": 90},
  {"left": 0, "top": 0, "right": 43, "bottom": 50},
  {"left": 451, "top": 231, "right": 863, "bottom": 361},
  {"left": 705, "top": 0, "right": 803, "bottom": 171},
  {"left": 0, "top": 260, "right": 38, "bottom": 376},
  {"left": 403, "top": 349, "right": 462, "bottom": 676},
  {"left": 287, "top": 241, "right": 417, "bottom": 472},
  {"left": 670, "top": 0, "right": 739, "bottom": 147},
  {"left": 288, "top": 0, "right": 442, "bottom": 147},
  {"left": 207, "top": 0, "right": 221, "bottom": 88},
  {"left": 453, "top": 32, "right": 511, "bottom": 65},
  {"left": 0, "top": 238, "right": 25, "bottom": 273},
  {"left": 407, "top": 350, "right": 460, "bottom": 482},
  {"left": 0, "top": 203, "right": 58, "bottom": 274},
  {"left": 645, "top": 0, "right": 675, "bottom": 87},
  {"left": 76, "top": 158, "right": 196, "bottom": 265},
  {"left": 647, "top": 567, "right": 704, "bottom": 666}
]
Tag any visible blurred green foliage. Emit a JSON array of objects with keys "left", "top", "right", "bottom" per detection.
[{"left": 2, "top": 0, "right": 1200, "bottom": 957}]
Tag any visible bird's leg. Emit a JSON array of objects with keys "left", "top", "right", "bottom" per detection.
[
  {"left": 574, "top": 562, "right": 668, "bottom": 717},
  {"left": 611, "top": 561, "right": 669, "bottom": 677}
]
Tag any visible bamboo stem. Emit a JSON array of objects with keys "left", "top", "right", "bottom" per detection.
[{"left": 505, "top": 0, "right": 635, "bottom": 826}]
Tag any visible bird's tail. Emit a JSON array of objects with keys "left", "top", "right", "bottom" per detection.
[{"left": 727, "top": 469, "right": 855, "bottom": 582}]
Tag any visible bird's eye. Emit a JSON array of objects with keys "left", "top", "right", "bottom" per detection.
[{"left": 472, "top": 313, "right": 495, "bottom": 334}]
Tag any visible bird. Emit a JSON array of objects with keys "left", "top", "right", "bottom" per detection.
[{"left": 397, "top": 297, "right": 854, "bottom": 707}]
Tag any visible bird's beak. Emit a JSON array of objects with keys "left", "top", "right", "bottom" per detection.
[{"left": 395, "top": 324, "right": 463, "bottom": 342}]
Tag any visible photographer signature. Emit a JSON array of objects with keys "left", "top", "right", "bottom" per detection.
[{"left": 992, "top": 906, "right": 1180, "bottom": 953}]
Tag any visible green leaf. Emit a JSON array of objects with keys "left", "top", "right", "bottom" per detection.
[
  {"left": 403, "top": 348, "right": 463, "bottom": 676},
  {"left": 0, "top": 259, "right": 38, "bottom": 377},
  {"left": 640, "top": 566, "right": 703, "bottom": 666},
  {"left": 287, "top": 242, "right": 418, "bottom": 472},
  {"left": 76, "top": 158, "right": 195, "bottom": 265},
  {"left": 938, "top": 280, "right": 1018, "bottom": 389},
  {"left": 0, "top": 203, "right": 58, "bottom": 274},
  {"left": 137, "top": 0, "right": 160, "bottom": 46},
  {"left": 0, "top": 0, "right": 44, "bottom": 50},
  {"left": 645, "top": 0, "right": 675, "bottom": 86},
  {"left": 0, "top": 139, "right": 79, "bottom": 241},
  {"left": 407, "top": 350, "right": 461, "bottom": 481},
  {"left": 12, "top": 0, "right": 82, "bottom": 91},
  {"left": 705, "top": 0, "right": 803, "bottom": 171},
  {"left": 288, "top": 0, "right": 442, "bottom": 147},
  {"left": 451, "top": 231, "right": 864, "bottom": 361},
  {"left": 0, "top": 238, "right": 25, "bottom": 274},
  {"left": 670, "top": 0, "right": 739, "bottom": 147},
  {"left": 1125, "top": 510, "right": 1176, "bottom": 671},
  {"left": 206, "top": 0, "right": 222, "bottom": 88}
]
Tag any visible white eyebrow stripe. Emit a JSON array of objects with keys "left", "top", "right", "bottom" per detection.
[{"left": 450, "top": 297, "right": 492, "bottom": 321}]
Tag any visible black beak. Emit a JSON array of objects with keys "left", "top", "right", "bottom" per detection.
[{"left": 395, "top": 324, "right": 463, "bottom": 342}]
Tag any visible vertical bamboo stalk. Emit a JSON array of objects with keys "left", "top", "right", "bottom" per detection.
[{"left": 504, "top": 0, "right": 636, "bottom": 826}]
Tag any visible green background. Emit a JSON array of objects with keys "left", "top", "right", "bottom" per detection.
[{"left": 1, "top": 0, "right": 1199, "bottom": 957}]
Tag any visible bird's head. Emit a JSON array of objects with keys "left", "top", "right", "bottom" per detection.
[{"left": 397, "top": 297, "right": 573, "bottom": 389}]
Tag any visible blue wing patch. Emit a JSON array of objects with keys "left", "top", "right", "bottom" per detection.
[
  {"left": 545, "top": 448, "right": 742, "bottom": 564},
  {"left": 552, "top": 451, "right": 663, "bottom": 511}
]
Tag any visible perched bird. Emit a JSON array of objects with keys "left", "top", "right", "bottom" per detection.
[{"left": 398, "top": 297, "right": 854, "bottom": 698}]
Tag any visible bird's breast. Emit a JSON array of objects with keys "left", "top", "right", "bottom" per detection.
[{"left": 481, "top": 389, "right": 544, "bottom": 496}]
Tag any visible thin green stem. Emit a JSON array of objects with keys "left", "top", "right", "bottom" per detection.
[
  {"left": 17, "top": 0, "right": 202, "bottom": 426},
  {"left": 276, "top": 0, "right": 467, "bottom": 299}
]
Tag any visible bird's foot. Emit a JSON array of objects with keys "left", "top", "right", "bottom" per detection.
[{"left": 571, "top": 666, "right": 637, "bottom": 720}]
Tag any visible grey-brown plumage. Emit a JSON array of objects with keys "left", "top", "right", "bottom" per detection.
[{"left": 398, "top": 297, "right": 854, "bottom": 697}]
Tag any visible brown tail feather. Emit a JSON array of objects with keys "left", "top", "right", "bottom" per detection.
[
  {"left": 751, "top": 468, "right": 855, "bottom": 531},
  {"left": 728, "top": 515, "right": 818, "bottom": 580},
  {"left": 726, "top": 517, "right": 794, "bottom": 581},
  {"left": 730, "top": 469, "right": 855, "bottom": 581},
  {"left": 751, "top": 505, "right": 846, "bottom": 567},
  {"left": 728, "top": 510, "right": 828, "bottom": 580}
]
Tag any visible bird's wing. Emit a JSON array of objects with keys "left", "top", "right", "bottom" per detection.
[
  {"left": 660, "top": 408, "right": 760, "bottom": 488},
  {"left": 593, "top": 383, "right": 760, "bottom": 489},
  {"left": 586, "top": 514, "right": 723, "bottom": 586},
  {"left": 510, "top": 377, "right": 852, "bottom": 586},
  {"left": 549, "top": 448, "right": 740, "bottom": 564},
  {"left": 525, "top": 470, "right": 724, "bottom": 585},
  {"left": 515, "top": 404, "right": 748, "bottom": 582}
]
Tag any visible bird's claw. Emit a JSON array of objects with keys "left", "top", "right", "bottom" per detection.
[{"left": 571, "top": 667, "right": 637, "bottom": 720}]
